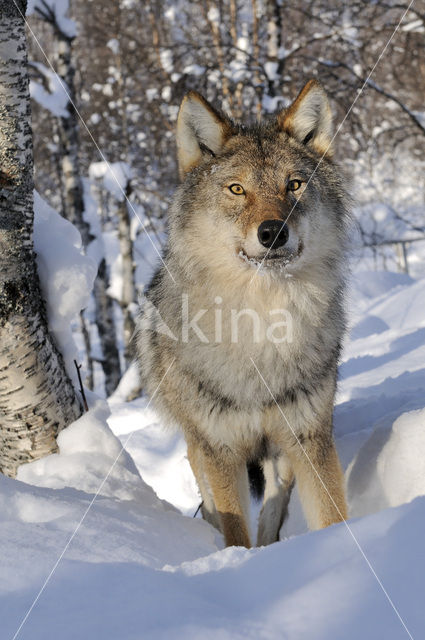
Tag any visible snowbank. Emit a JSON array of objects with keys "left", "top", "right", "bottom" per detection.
[
  {"left": 108, "top": 396, "right": 200, "bottom": 515},
  {"left": 33, "top": 191, "right": 97, "bottom": 386},
  {"left": 1, "top": 476, "right": 424, "bottom": 639},
  {"left": 347, "top": 407, "right": 425, "bottom": 517},
  {"left": 17, "top": 398, "right": 148, "bottom": 502}
]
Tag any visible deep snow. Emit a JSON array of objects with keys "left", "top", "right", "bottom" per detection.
[{"left": 2, "top": 196, "right": 425, "bottom": 639}]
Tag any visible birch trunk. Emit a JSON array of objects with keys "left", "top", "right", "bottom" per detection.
[
  {"left": 109, "top": 20, "right": 136, "bottom": 370},
  {"left": 117, "top": 182, "right": 135, "bottom": 366},
  {"left": 43, "top": 10, "right": 121, "bottom": 395},
  {"left": 0, "top": 0, "right": 82, "bottom": 477},
  {"left": 55, "top": 31, "right": 91, "bottom": 243}
]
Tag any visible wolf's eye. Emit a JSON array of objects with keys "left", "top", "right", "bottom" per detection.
[
  {"left": 228, "top": 184, "right": 245, "bottom": 195},
  {"left": 287, "top": 179, "right": 303, "bottom": 192}
]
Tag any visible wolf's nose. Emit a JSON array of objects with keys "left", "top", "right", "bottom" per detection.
[{"left": 257, "top": 220, "right": 289, "bottom": 249}]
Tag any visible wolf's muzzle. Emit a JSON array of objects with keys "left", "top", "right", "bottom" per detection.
[{"left": 257, "top": 220, "right": 289, "bottom": 249}]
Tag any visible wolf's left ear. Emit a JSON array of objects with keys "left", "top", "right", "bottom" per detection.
[
  {"left": 278, "top": 80, "right": 333, "bottom": 156},
  {"left": 176, "top": 92, "right": 233, "bottom": 180}
]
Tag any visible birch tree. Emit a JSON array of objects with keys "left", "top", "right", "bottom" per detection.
[{"left": 0, "top": 0, "right": 82, "bottom": 477}]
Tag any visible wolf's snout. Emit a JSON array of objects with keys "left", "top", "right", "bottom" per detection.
[{"left": 257, "top": 220, "right": 289, "bottom": 249}]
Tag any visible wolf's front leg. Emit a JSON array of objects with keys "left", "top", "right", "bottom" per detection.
[
  {"left": 186, "top": 440, "right": 221, "bottom": 532},
  {"left": 257, "top": 453, "right": 294, "bottom": 546},
  {"left": 200, "top": 448, "right": 252, "bottom": 548},
  {"left": 286, "top": 430, "right": 347, "bottom": 530}
]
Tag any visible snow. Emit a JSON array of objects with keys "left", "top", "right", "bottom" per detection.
[
  {"left": 160, "top": 49, "right": 173, "bottom": 74},
  {"left": 16, "top": 397, "right": 146, "bottom": 501},
  {"left": 207, "top": 6, "right": 219, "bottom": 23},
  {"left": 102, "top": 229, "right": 122, "bottom": 301},
  {"left": 81, "top": 177, "right": 104, "bottom": 266},
  {"left": 262, "top": 93, "right": 289, "bottom": 113},
  {"left": 264, "top": 61, "right": 279, "bottom": 81},
  {"left": 401, "top": 19, "right": 425, "bottom": 33},
  {"left": 146, "top": 87, "right": 159, "bottom": 101},
  {"left": 89, "top": 161, "right": 131, "bottom": 202},
  {"left": 33, "top": 191, "right": 97, "bottom": 386},
  {"left": 108, "top": 397, "right": 199, "bottom": 514},
  {"left": 347, "top": 408, "right": 425, "bottom": 517},
  {"left": 183, "top": 63, "right": 205, "bottom": 77},
  {"left": 3, "top": 216, "right": 425, "bottom": 636},
  {"left": 88, "top": 112, "right": 101, "bottom": 125},
  {"left": 355, "top": 202, "right": 424, "bottom": 243},
  {"left": 161, "top": 86, "right": 171, "bottom": 101},
  {"left": 106, "top": 38, "right": 120, "bottom": 55},
  {"left": 27, "top": 0, "right": 77, "bottom": 39},
  {"left": 29, "top": 63, "right": 69, "bottom": 118}
]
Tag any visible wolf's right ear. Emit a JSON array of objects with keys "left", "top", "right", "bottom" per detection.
[
  {"left": 176, "top": 92, "right": 233, "bottom": 180},
  {"left": 278, "top": 80, "right": 333, "bottom": 156}
]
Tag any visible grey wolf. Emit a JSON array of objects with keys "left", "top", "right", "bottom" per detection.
[{"left": 135, "top": 80, "right": 349, "bottom": 547}]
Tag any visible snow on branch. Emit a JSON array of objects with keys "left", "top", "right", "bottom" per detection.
[
  {"left": 27, "top": 0, "right": 77, "bottom": 40},
  {"left": 29, "top": 61, "right": 69, "bottom": 117},
  {"left": 89, "top": 161, "right": 133, "bottom": 203}
]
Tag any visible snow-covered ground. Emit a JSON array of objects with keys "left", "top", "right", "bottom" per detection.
[{"left": 2, "top": 199, "right": 425, "bottom": 638}]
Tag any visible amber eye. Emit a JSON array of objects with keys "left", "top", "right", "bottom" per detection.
[
  {"left": 287, "top": 179, "right": 303, "bottom": 192},
  {"left": 228, "top": 184, "right": 245, "bottom": 195}
]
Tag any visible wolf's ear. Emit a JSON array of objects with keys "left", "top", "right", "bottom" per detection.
[
  {"left": 176, "top": 92, "right": 232, "bottom": 180},
  {"left": 278, "top": 80, "right": 333, "bottom": 156}
]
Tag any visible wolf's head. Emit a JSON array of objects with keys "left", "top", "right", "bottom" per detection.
[{"left": 170, "top": 80, "right": 349, "bottom": 282}]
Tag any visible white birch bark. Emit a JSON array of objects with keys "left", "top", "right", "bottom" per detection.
[{"left": 0, "top": 0, "right": 82, "bottom": 477}]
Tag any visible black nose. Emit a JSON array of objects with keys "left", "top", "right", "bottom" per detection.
[{"left": 257, "top": 220, "right": 289, "bottom": 249}]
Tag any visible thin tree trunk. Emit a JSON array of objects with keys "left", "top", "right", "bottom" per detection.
[
  {"left": 37, "top": 7, "right": 122, "bottom": 395},
  {"left": 55, "top": 32, "right": 91, "bottom": 242},
  {"left": 118, "top": 182, "right": 136, "bottom": 366},
  {"left": 229, "top": 0, "right": 244, "bottom": 119},
  {"left": 109, "top": 12, "right": 137, "bottom": 370},
  {"left": 93, "top": 258, "right": 121, "bottom": 396},
  {"left": 79, "top": 310, "right": 94, "bottom": 390},
  {"left": 266, "top": 0, "right": 283, "bottom": 99},
  {"left": 251, "top": 0, "right": 262, "bottom": 119},
  {"left": 0, "top": 0, "right": 82, "bottom": 477},
  {"left": 204, "top": 0, "right": 233, "bottom": 109}
]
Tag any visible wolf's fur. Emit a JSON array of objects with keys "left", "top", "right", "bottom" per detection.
[{"left": 135, "top": 80, "right": 349, "bottom": 547}]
